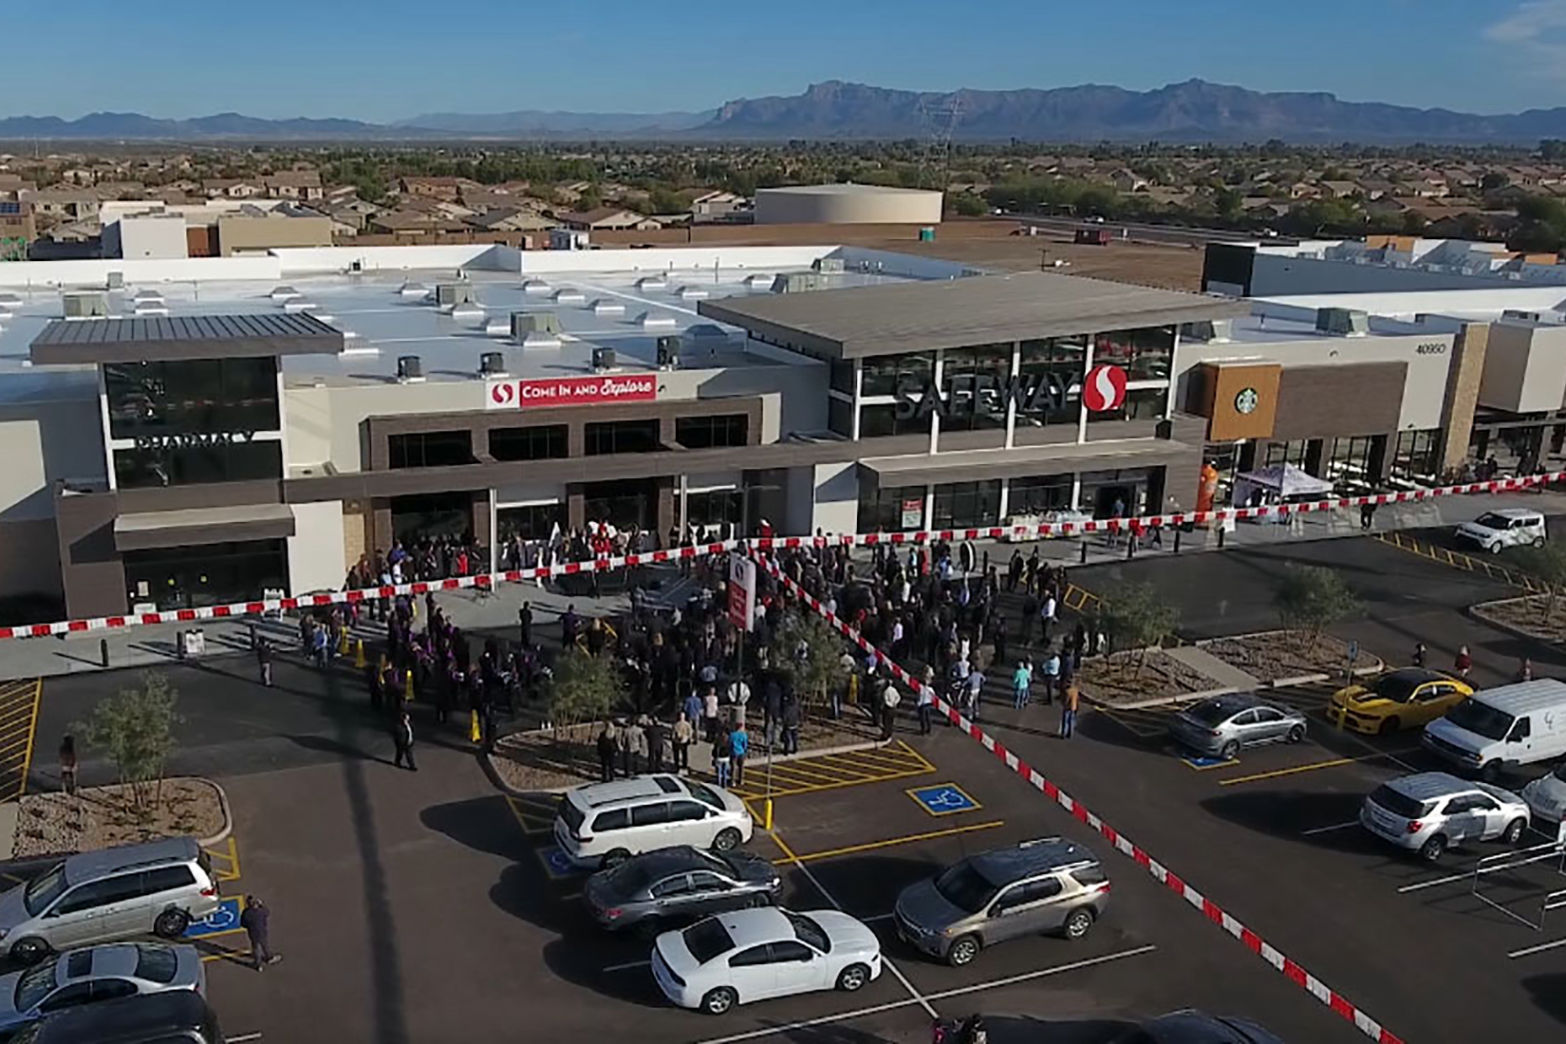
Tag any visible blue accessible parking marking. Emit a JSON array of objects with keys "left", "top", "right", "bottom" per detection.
[
  {"left": 184, "top": 897, "right": 243, "bottom": 940},
  {"left": 535, "top": 845, "right": 581, "bottom": 880},
  {"left": 907, "top": 783, "right": 981, "bottom": 817},
  {"left": 1176, "top": 750, "right": 1239, "bottom": 771}
]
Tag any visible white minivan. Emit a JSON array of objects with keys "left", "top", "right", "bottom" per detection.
[
  {"left": 554, "top": 774, "right": 753, "bottom": 870},
  {"left": 1422, "top": 678, "right": 1566, "bottom": 780}
]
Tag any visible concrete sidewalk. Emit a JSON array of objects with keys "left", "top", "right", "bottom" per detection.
[{"left": 0, "top": 487, "right": 1562, "bottom": 683}]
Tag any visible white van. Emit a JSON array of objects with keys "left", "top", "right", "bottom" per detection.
[
  {"left": 1422, "top": 679, "right": 1566, "bottom": 780},
  {"left": 553, "top": 774, "right": 753, "bottom": 870}
]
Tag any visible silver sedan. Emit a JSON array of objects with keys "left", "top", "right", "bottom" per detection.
[
  {"left": 1169, "top": 694, "right": 1308, "bottom": 760},
  {"left": 0, "top": 942, "right": 204, "bottom": 1034}
]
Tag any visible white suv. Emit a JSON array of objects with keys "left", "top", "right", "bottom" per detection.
[
  {"left": 554, "top": 774, "right": 753, "bottom": 870},
  {"left": 1455, "top": 509, "right": 1547, "bottom": 554}
]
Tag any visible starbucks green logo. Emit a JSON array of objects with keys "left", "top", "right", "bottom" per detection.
[{"left": 1234, "top": 387, "right": 1260, "bottom": 415}]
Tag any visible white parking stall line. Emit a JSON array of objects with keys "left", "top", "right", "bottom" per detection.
[
  {"left": 1397, "top": 870, "right": 1472, "bottom": 893},
  {"left": 225, "top": 1034, "right": 264, "bottom": 1043},
  {"left": 1509, "top": 937, "right": 1566, "bottom": 959},
  {"left": 603, "top": 958, "right": 652, "bottom": 973},
  {"left": 688, "top": 946, "right": 1158, "bottom": 1044},
  {"left": 1300, "top": 821, "right": 1361, "bottom": 836}
]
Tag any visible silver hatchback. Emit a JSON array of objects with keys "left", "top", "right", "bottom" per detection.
[{"left": 1170, "top": 693, "right": 1307, "bottom": 760}]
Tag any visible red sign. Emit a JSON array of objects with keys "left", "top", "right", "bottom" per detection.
[
  {"left": 1081, "top": 364, "right": 1128, "bottom": 412},
  {"left": 486, "top": 374, "right": 657, "bottom": 410}
]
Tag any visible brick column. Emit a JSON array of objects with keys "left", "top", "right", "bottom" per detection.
[{"left": 1439, "top": 322, "right": 1489, "bottom": 475}]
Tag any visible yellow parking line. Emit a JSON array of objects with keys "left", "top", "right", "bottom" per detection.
[
  {"left": 781, "top": 820, "right": 1006, "bottom": 865},
  {"left": 506, "top": 795, "right": 554, "bottom": 836},
  {"left": 762, "top": 761, "right": 864, "bottom": 785},
  {"left": 1217, "top": 757, "right": 1355, "bottom": 786},
  {"left": 0, "top": 706, "right": 38, "bottom": 734},
  {"left": 0, "top": 734, "right": 33, "bottom": 758}
]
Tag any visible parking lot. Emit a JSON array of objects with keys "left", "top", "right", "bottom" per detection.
[{"left": 6, "top": 521, "right": 1566, "bottom": 1040}]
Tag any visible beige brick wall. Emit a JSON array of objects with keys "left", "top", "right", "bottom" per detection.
[
  {"left": 342, "top": 504, "right": 367, "bottom": 571},
  {"left": 1440, "top": 322, "right": 1488, "bottom": 474}
]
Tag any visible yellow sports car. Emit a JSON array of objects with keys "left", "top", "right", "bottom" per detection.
[{"left": 1326, "top": 668, "right": 1473, "bottom": 735}]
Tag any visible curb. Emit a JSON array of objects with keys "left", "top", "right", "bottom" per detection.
[
  {"left": 198, "top": 778, "right": 235, "bottom": 848},
  {"left": 1468, "top": 598, "right": 1561, "bottom": 647},
  {"left": 483, "top": 734, "right": 890, "bottom": 798},
  {"left": 0, "top": 802, "right": 17, "bottom": 861}
]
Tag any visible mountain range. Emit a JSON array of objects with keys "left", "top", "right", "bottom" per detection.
[{"left": 5, "top": 80, "right": 1566, "bottom": 144}]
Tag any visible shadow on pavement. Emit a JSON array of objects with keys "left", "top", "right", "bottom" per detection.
[
  {"left": 769, "top": 1018, "right": 908, "bottom": 1044},
  {"left": 982, "top": 1015, "right": 1139, "bottom": 1044},
  {"left": 1524, "top": 974, "right": 1566, "bottom": 1024},
  {"left": 283, "top": 732, "right": 395, "bottom": 766},
  {"left": 1200, "top": 790, "right": 1384, "bottom": 856},
  {"left": 419, "top": 794, "right": 532, "bottom": 863}
]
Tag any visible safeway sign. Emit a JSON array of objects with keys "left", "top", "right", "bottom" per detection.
[
  {"left": 486, "top": 375, "right": 657, "bottom": 410},
  {"left": 728, "top": 555, "right": 756, "bottom": 633}
]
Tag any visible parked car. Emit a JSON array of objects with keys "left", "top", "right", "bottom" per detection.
[
  {"left": 1422, "top": 679, "right": 1566, "bottom": 780},
  {"left": 1169, "top": 694, "right": 1307, "bottom": 760},
  {"left": 651, "top": 908, "right": 880, "bottom": 1015},
  {"left": 1326, "top": 668, "right": 1473, "bottom": 735},
  {"left": 7, "top": 990, "right": 222, "bottom": 1044},
  {"left": 1521, "top": 763, "right": 1566, "bottom": 833},
  {"left": 1122, "top": 1009, "right": 1287, "bottom": 1042},
  {"left": 583, "top": 845, "right": 781, "bottom": 934},
  {"left": 1454, "top": 508, "right": 1546, "bottom": 553},
  {"left": 894, "top": 837, "right": 1109, "bottom": 966},
  {"left": 0, "top": 839, "right": 219, "bottom": 964},
  {"left": 554, "top": 774, "right": 753, "bottom": 870},
  {"left": 1359, "top": 771, "right": 1530, "bottom": 861},
  {"left": 0, "top": 943, "right": 203, "bottom": 1036}
]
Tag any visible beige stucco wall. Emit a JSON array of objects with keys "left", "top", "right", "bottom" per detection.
[{"left": 217, "top": 215, "right": 333, "bottom": 257}]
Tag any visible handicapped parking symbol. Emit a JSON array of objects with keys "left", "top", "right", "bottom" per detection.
[
  {"left": 183, "top": 897, "right": 242, "bottom": 940},
  {"left": 535, "top": 845, "right": 581, "bottom": 880},
  {"left": 908, "top": 783, "right": 980, "bottom": 817}
]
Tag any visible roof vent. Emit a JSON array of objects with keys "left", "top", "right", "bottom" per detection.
[
  {"left": 479, "top": 351, "right": 508, "bottom": 377},
  {"left": 511, "top": 311, "right": 561, "bottom": 338},
  {"left": 434, "top": 282, "right": 476, "bottom": 310},
  {"left": 395, "top": 355, "right": 425, "bottom": 383},
  {"left": 62, "top": 291, "right": 109, "bottom": 320},
  {"left": 635, "top": 276, "right": 668, "bottom": 292},
  {"left": 398, "top": 281, "right": 427, "bottom": 298},
  {"left": 590, "top": 299, "right": 625, "bottom": 316},
  {"left": 592, "top": 346, "right": 617, "bottom": 372},
  {"left": 1181, "top": 319, "right": 1232, "bottom": 343},
  {"left": 269, "top": 285, "right": 301, "bottom": 301},
  {"left": 675, "top": 285, "right": 709, "bottom": 300},
  {"left": 1315, "top": 307, "right": 1369, "bottom": 337},
  {"left": 656, "top": 335, "right": 681, "bottom": 370},
  {"left": 106, "top": 271, "right": 124, "bottom": 290},
  {"left": 637, "top": 311, "right": 678, "bottom": 329},
  {"left": 551, "top": 288, "right": 585, "bottom": 304},
  {"left": 522, "top": 279, "right": 551, "bottom": 295}
]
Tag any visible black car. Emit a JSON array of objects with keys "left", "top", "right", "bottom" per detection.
[
  {"left": 582, "top": 845, "right": 781, "bottom": 933},
  {"left": 8, "top": 991, "right": 222, "bottom": 1044}
]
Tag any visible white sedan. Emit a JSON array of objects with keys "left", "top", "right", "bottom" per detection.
[
  {"left": 651, "top": 907, "right": 882, "bottom": 1014},
  {"left": 1523, "top": 764, "right": 1566, "bottom": 837}
]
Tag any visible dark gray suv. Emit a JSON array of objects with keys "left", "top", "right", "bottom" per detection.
[
  {"left": 894, "top": 837, "right": 1110, "bottom": 966},
  {"left": 583, "top": 845, "right": 781, "bottom": 934}
]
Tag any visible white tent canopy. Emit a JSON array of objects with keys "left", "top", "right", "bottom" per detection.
[{"left": 1232, "top": 463, "right": 1334, "bottom": 510}]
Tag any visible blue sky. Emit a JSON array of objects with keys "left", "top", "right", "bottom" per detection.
[{"left": 10, "top": 0, "right": 1566, "bottom": 121}]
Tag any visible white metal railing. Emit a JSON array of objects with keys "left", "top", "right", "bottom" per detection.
[{"left": 1470, "top": 840, "right": 1566, "bottom": 931}]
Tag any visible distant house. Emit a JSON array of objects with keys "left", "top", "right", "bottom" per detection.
[
  {"left": 367, "top": 210, "right": 469, "bottom": 235},
  {"left": 559, "top": 207, "right": 661, "bottom": 231},
  {"left": 202, "top": 178, "right": 264, "bottom": 199},
  {"left": 1319, "top": 180, "right": 1362, "bottom": 199},
  {"left": 396, "top": 176, "right": 477, "bottom": 202},
  {"left": 264, "top": 171, "right": 323, "bottom": 201},
  {"left": 1107, "top": 168, "right": 1149, "bottom": 193},
  {"left": 691, "top": 190, "right": 748, "bottom": 221},
  {"left": 468, "top": 207, "right": 555, "bottom": 233},
  {"left": 20, "top": 189, "right": 100, "bottom": 221},
  {"left": 1288, "top": 182, "right": 1322, "bottom": 200}
]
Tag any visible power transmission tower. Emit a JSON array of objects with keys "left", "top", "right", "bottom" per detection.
[{"left": 916, "top": 97, "right": 962, "bottom": 192}]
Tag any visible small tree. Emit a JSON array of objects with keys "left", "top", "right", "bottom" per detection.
[
  {"left": 1272, "top": 565, "right": 1360, "bottom": 649},
  {"left": 76, "top": 671, "right": 181, "bottom": 815},
  {"left": 769, "top": 611, "right": 852, "bottom": 716},
  {"left": 546, "top": 647, "right": 625, "bottom": 737},
  {"left": 1508, "top": 542, "right": 1566, "bottom": 624},
  {"left": 1099, "top": 582, "right": 1180, "bottom": 675}
]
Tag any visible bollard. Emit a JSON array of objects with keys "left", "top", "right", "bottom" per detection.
[
  {"left": 354, "top": 639, "right": 366, "bottom": 670},
  {"left": 100, "top": 638, "right": 109, "bottom": 668},
  {"left": 1217, "top": 525, "right": 1227, "bottom": 549},
  {"left": 405, "top": 669, "right": 414, "bottom": 700},
  {"left": 248, "top": 622, "right": 257, "bottom": 649},
  {"left": 764, "top": 798, "right": 774, "bottom": 831},
  {"left": 1126, "top": 537, "right": 1135, "bottom": 560},
  {"left": 338, "top": 630, "right": 350, "bottom": 655},
  {"left": 1173, "top": 528, "right": 1182, "bottom": 553},
  {"left": 1080, "top": 540, "right": 1089, "bottom": 564}
]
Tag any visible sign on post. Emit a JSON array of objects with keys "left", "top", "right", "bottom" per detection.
[{"left": 728, "top": 555, "right": 756, "bottom": 633}]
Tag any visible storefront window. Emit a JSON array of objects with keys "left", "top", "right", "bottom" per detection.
[
  {"left": 497, "top": 503, "right": 562, "bottom": 542},
  {"left": 857, "top": 484, "right": 926, "bottom": 533},
  {"left": 1087, "top": 385, "right": 1169, "bottom": 423},
  {"left": 859, "top": 403, "right": 929, "bottom": 439},
  {"left": 585, "top": 419, "right": 662, "bottom": 455},
  {"left": 687, "top": 489, "right": 744, "bottom": 528},
  {"left": 1201, "top": 442, "right": 1242, "bottom": 506},
  {"left": 1263, "top": 440, "right": 1312, "bottom": 471},
  {"left": 124, "top": 539, "right": 287, "bottom": 611},
  {"left": 940, "top": 344, "right": 1011, "bottom": 431},
  {"left": 389, "top": 430, "right": 474, "bottom": 469},
  {"left": 106, "top": 357, "right": 281, "bottom": 439},
  {"left": 1008, "top": 474, "right": 1073, "bottom": 517},
  {"left": 1016, "top": 335, "right": 1087, "bottom": 427},
  {"left": 828, "top": 396, "right": 855, "bottom": 437},
  {"left": 390, "top": 492, "right": 473, "bottom": 544},
  {"left": 1393, "top": 429, "right": 1440, "bottom": 484},
  {"left": 1093, "top": 326, "right": 1175, "bottom": 381},
  {"left": 861, "top": 350, "right": 934, "bottom": 397},
  {"left": 490, "top": 425, "right": 567, "bottom": 462},
  {"left": 675, "top": 414, "right": 749, "bottom": 449},
  {"left": 1326, "top": 435, "right": 1378, "bottom": 487},
  {"left": 829, "top": 360, "right": 857, "bottom": 395},
  {"left": 932, "top": 480, "right": 1002, "bottom": 530},
  {"left": 113, "top": 439, "right": 282, "bottom": 489}
]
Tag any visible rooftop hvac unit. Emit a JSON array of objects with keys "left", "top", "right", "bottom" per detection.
[
  {"left": 812, "top": 257, "right": 845, "bottom": 273},
  {"left": 635, "top": 276, "right": 668, "bottom": 291},
  {"left": 637, "top": 311, "right": 677, "bottom": 329},
  {"left": 479, "top": 351, "right": 508, "bottom": 377},
  {"left": 742, "top": 274, "right": 773, "bottom": 289},
  {"left": 1182, "top": 319, "right": 1233, "bottom": 343},
  {"left": 772, "top": 272, "right": 827, "bottom": 294},
  {"left": 675, "top": 285, "right": 709, "bottom": 300},
  {"left": 435, "top": 282, "right": 476, "bottom": 308},
  {"left": 62, "top": 291, "right": 109, "bottom": 320},
  {"left": 656, "top": 335, "right": 681, "bottom": 370},
  {"left": 269, "top": 285, "right": 301, "bottom": 301},
  {"left": 450, "top": 302, "right": 486, "bottom": 324},
  {"left": 511, "top": 311, "right": 561, "bottom": 337},
  {"left": 1503, "top": 309, "right": 1543, "bottom": 323},
  {"left": 591, "top": 347, "right": 617, "bottom": 372},
  {"left": 551, "top": 288, "right": 586, "bottom": 304},
  {"left": 522, "top": 279, "right": 551, "bottom": 295},
  {"left": 590, "top": 299, "right": 625, "bottom": 316},
  {"left": 398, "top": 281, "right": 427, "bottom": 298},
  {"left": 395, "top": 355, "right": 425, "bottom": 383},
  {"left": 1315, "top": 307, "right": 1369, "bottom": 337},
  {"left": 106, "top": 271, "right": 124, "bottom": 290}
]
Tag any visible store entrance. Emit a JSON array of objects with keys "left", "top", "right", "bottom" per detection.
[
  {"left": 1091, "top": 484, "right": 1136, "bottom": 519},
  {"left": 124, "top": 539, "right": 288, "bottom": 611},
  {"left": 583, "top": 479, "right": 658, "bottom": 531}
]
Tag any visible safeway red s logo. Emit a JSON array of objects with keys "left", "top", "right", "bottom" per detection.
[
  {"left": 489, "top": 381, "right": 516, "bottom": 406},
  {"left": 1082, "top": 364, "right": 1128, "bottom": 412}
]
